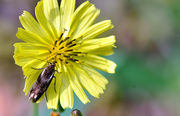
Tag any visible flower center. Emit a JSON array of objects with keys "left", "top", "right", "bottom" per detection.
[{"left": 48, "top": 32, "right": 84, "bottom": 64}]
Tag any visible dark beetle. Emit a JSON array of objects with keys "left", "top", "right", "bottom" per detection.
[{"left": 29, "top": 62, "right": 56, "bottom": 103}]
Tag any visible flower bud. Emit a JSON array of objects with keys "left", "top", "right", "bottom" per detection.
[
  {"left": 71, "top": 109, "right": 82, "bottom": 116},
  {"left": 51, "top": 111, "right": 60, "bottom": 116}
]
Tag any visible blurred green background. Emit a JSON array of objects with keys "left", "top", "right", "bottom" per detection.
[{"left": 0, "top": 0, "right": 180, "bottom": 116}]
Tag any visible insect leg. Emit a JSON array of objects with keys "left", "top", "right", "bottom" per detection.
[
  {"left": 45, "top": 92, "right": 48, "bottom": 102},
  {"left": 55, "top": 70, "right": 60, "bottom": 73},
  {"left": 53, "top": 76, "right": 57, "bottom": 93}
]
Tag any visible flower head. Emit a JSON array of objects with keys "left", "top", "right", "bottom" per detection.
[{"left": 14, "top": 0, "right": 116, "bottom": 109}]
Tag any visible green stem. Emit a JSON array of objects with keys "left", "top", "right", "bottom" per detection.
[{"left": 33, "top": 103, "right": 38, "bottom": 116}]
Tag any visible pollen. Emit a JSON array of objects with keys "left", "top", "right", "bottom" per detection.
[{"left": 48, "top": 32, "right": 84, "bottom": 64}]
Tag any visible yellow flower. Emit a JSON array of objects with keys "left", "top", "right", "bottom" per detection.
[{"left": 14, "top": 0, "right": 116, "bottom": 109}]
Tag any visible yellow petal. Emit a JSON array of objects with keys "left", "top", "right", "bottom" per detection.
[
  {"left": 43, "top": 0, "right": 60, "bottom": 36},
  {"left": 75, "top": 54, "right": 116, "bottom": 73},
  {"left": 19, "top": 11, "right": 53, "bottom": 44},
  {"left": 71, "top": 1, "right": 91, "bottom": 23},
  {"left": 79, "top": 35, "right": 115, "bottom": 52},
  {"left": 46, "top": 72, "right": 61, "bottom": 109},
  {"left": 60, "top": 0, "right": 75, "bottom": 33},
  {"left": 23, "top": 60, "right": 47, "bottom": 95},
  {"left": 66, "top": 65, "right": 90, "bottom": 104},
  {"left": 73, "top": 64, "right": 104, "bottom": 98},
  {"left": 35, "top": 1, "right": 57, "bottom": 40},
  {"left": 82, "top": 20, "right": 114, "bottom": 40},
  {"left": 16, "top": 28, "right": 50, "bottom": 46},
  {"left": 81, "top": 65, "right": 108, "bottom": 90},
  {"left": 60, "top": 69, "right": 74, "bottom": 109},
  {"left": 70, "top": 1, "right": 100, "bottom": 39},
  {"left": 87, "top": 46, "right": 114, "bottom": 56},
  {"left": 14, "top": 43, "right": 49, "bottom": 66}
]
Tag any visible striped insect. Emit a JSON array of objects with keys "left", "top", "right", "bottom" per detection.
[{"left": 29, "top": 61, "right": 57, "bottom": 103}]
